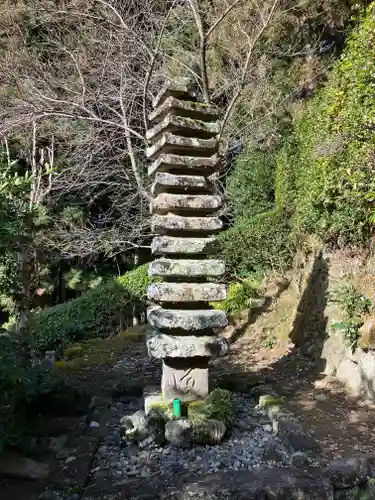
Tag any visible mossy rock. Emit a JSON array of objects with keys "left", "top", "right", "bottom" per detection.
[
  {"left": 147, "top": 401, "right": 175, "bottom": 420},
  {"left": 359, "top": 478, "right": 375, "bottom": 500},
  {"left": 64, "top": 343, "right": 87, "bottom": 360},
  {"left": 117, "top": 325, "right": 148, "bottom": 343},
  {"left": 187, "top": 400, "right": 207, "bottom": 422},
  {"left": 258, "top": 394, "right": 286, "bottom": 420},
  {"left": 258, "top": 394, "right": 285, "bottom": 408},
  {"left": 148, "top": 399, "right": 204, "bottom": 421},
  {"left": 191, "top": 419, "right": 226, "bottom": 445}
]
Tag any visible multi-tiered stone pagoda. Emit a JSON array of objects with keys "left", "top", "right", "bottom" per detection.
[{"left": 145, "top": 80, "right": 228, "bottom": 410}]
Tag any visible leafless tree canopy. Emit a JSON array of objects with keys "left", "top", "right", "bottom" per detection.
[{"left": 0, "top": 0, "right": 305, "bottom": 259}]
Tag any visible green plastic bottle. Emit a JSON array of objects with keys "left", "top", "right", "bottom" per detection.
[{"left": 173, "top": 398, "right": 182, "bottom": 418}]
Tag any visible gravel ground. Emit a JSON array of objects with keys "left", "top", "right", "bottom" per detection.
[{"left": 90, "top": 393, "right": 292, "bottom": 483}]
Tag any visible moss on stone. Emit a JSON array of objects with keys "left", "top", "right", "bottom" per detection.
[
  {"left": 258, "top": 394, "right": 285, "bottom": 408},
  {"left": 117, "top": 325, "right": 148, "bottom": 343},
  {"left": 147, "top": 401, "right": 174, "bottom": 420},
  {"left": 187, "top": 400, "right": 207, "bottom": 422},
  {"left": 64, "top": 344, "right": 87, "bottom": 360}
]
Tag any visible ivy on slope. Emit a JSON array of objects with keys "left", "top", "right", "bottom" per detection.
[
  {"left": 222, "top": 4, "right": 375, "bottom": 278},
  {"left": 287, "top": 3, "right": 375, "bottom": 245}
]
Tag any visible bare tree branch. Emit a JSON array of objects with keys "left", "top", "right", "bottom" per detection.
[
  {"left": 143, "top": 0, "right": 178, "bottom": 130},
  {"left": 188, "top": 0, "right": 210, "bottom": 103},
  {"left": 219, "top": 0, "right": 280, "bottom": 142},
  {"left": 205, "top": 0, "right": 244, "bottom": 40}
]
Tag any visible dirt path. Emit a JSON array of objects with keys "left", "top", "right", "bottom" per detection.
[
  {"left": 2, "top": 325, "right": 375, "bottom": 499},
  {"left": 216, "top": 329, "right": 375, "bottom": 459}
]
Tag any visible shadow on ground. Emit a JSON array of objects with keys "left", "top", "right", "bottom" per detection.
[{"left": 214, "top": 252, "right": 375, "bottom": 459}]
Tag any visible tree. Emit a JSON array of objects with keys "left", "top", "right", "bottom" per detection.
[{"left": 0, "top": 130, "right": 54, "bottom": 333}]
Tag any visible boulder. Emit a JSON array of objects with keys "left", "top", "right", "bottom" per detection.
[
  {"left": 120, "top": 410, "right": 165, "bottom": 448},
  {"left": 358, "top": 317, "right": 375, "bottom": 350},
  {"left": 321, "top": 331, "right": 347, "bottom": 376},
  {"left": 336, "top": 358, "right": 363, "bottom": 397},
  {"left": 353, "top": 350, "right": 375, "bottom": 399},
  {"left": 165, "top": 418, "right": 226, "bottom": 448},
  {"left": 324, "top": 456, "right": 369, "bottom": 488},
  {"left": 190, "top": 419, "right": 226, "bottom": 446},
  {"left": 262, "top": 437, "right": 285, "bottom": 463},
  {"left": 0, "top": 452, "right": 49, "bottom": 480},
  {"left": 165, "top": 419, "right": 193, "bottom": 448}
]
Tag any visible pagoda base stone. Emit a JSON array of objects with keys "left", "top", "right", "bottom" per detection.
[{"left": 162, "top": 358, "right": 209, "bottom": 400}]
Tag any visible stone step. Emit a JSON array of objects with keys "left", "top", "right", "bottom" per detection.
[
  {"left": 151, "top": 193, "right": 221, "bottom": 215},
  {"left": 146, "top": 133, "right": 218, "bottom": 161},
  {"left": 151, "top": 172, "right": 212, "bottom": 196},
  {"left": 152, "top": 78, "right": 197, "bottom": 109},
  {"left": 149, "top": 153, "right": 219, "bottom": 177},
  {"left": 149, "top": 258, "right": 225, "bottom": 278},
  {"left": 152, "top": 214, "right": 223, "bottom": 234},
  {"left": 148, "top": 282, "right": 226, "bottom": 303},
  {"left": 147, "top": 332, "right": 229, "bottom": 358},
  {"left": 152, "top": 236, "right": 217, "bottom": 256},
  {"left": 147, "top": 306, "right": 228, "bottom": 331},
  {"left": 149, "top": 96, "right": 219, "bottom": 124},
  {"left": 146, "top": 115, "right": 220, "bottom": 142}
]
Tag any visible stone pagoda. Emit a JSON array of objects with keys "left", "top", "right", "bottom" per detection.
[{"left": 145, "top": 80, "right": 228, "bottom": 411}]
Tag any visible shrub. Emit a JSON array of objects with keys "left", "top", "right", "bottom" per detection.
[
  {"left": 282, "top": 4, "right": 375, "bottom": 246},
  {"left": 211, "top": 275, "right": 261, "bottom": 313},
  {"left": 331, "top": 284, "right": 372, "bottom": 352},
  {"left": 203, "top": 389, "right": 235, "bottom": 428},
  {"left": 29, "top": 264, "right": 152, "bottom": 353},
  {"left": 219, "top": 209, "right": 295, "bottom": 276},
  {"left": 227, "top": 148, "right": 276, "bottom": 220},
  {"left": 0, "top": 336, "right": 52, "bottom": 451},
  {"left": 117, "top": 263, "right": 150, "bottom": 300}
]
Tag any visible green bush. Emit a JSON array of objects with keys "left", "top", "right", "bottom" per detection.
[
  {"left": 331, "top": 284, "right": 372, "bottom": 352},
  {"left": 219, "top": 209, "right": 295, "bottom": 276},
  {"left": 117, "top": 263, "right": 151, "bottom": 300},
  {"left": 203, "top": 389, "right": 235, "bottom": 428},
  {"left": 281, "top": 4, "right": 375, "bottom": 245},
  {"left": 0, "top": 336, "right": 52, "bottom": 451},
  {"left": 211, "top": 275, "right": 261, "bottom": 313},
  {"left": 227, "top": 148, "right": 276, "bottom": 219},
  {"left": 29, "top": 264, "right": 152, "bottom": 353}
]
